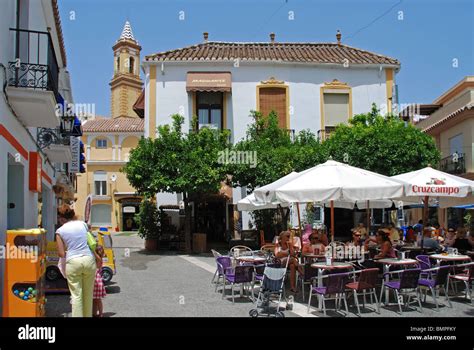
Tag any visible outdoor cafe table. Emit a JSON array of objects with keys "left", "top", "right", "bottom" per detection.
[
  {"left": 235, "top": 255, "right": 267, "bottom": 264},
  {"left": 375, "top": 258, "right": 419, "bottom": 305},
  {"left": 302, "top": 253, "right": 326, "bottom": 263},
  {"left": 310, "top": 261, "right": 354, "bottom": 309},
  {"left": 234, "top": 255, "right": 267, "bottom": 298},
  {"left": 429, "top": 254, "right": 471, "bottom": 266}
]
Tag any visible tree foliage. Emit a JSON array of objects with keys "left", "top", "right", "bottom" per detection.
[
  {"left": 322, "top": 104, "right": 441, "bottom": 176},
  {"left": 135, "top": 197, "right": 161, "bottom": 240},
  {"left": 123, "top": 114, "right": 230, "bottom": 196},
  {"left": 229, "top": 110, "right": 325, "bottom": 192},
  {"left": 123, "top": 114, "right": 230, "bottom": 250}
]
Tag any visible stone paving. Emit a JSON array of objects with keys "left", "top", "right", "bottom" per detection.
[{"left": 46, "top": 233, "right": 474, "bottom": 317}]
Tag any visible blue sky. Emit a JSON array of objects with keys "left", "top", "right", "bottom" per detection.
[{"left": 60, "top": 0, "right": 473, "bottom": 117}]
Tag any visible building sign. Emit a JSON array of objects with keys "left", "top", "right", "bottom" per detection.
[
  {"left": 28, "top": 152, "right": 42, "bottom": 192},
  {"left": 70, "top": 136, "right": 80, "bottom": 173},
  {"left": 123, "top": 206, "right": 136, "bottom": 213},
  {"left": 186, "top": 72, "right": 232, "bottom": 92}
]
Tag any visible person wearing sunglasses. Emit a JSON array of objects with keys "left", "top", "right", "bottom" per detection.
[
  {"left": 346, "top": 230, "right": 363, "bottom": 247},
  {"left": 444, "top": 228, "right": 456, "bottom": 247},
  {"left": 302, "top": 234, "right": 326, "bottom": 256}
]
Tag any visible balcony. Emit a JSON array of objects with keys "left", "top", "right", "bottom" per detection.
[
  {"left": 37, "top": 127, "right": 72, "bottom": 162},
  {"left": 317, "top": 126, "right": 336, "bottom": 141},
  {"left": 440, "top": 153, "right": 466, "bottom": 175},
  {"left": 6, "top": 28, "right": 60, "bottom": 128}
]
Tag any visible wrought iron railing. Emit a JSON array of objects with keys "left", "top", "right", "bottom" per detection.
[
  {"left": 8, "top": 28, "right": 59, "bottom": 97},
  {"left": 440, "top": 153, "right": 466, "bottom": 175},
  {"left": 317, "top": 126, "right": 336, "bottom": 141}
]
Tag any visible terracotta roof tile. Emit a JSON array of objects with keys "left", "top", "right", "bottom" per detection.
[
  {"left": 83, "top": 117, "right": 144, "bottom": 133},
  {"left": 145, "top": 42, "right": 400, "bottom": 66},
  {"left": 422, "top": 104, "right": 474, "bottom": 133},
  {"left": 52, "top": 0, "right": 67, "bottom": 66}
]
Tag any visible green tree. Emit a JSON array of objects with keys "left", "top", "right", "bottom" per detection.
[
  {"left": 135, "top": 196, "right": 161, "bottom": 240},
  {"left": 123, "top": 114, "right": 230, "bottom": 252},
  {"left": 229, "top": 110, "right": 325, "bottom": 235},
  {"left": 322, "top": 104, "right": 441, "bottom": 176},
  {"left": 230, "top": 110, "right": 325, "bottom": 190}
]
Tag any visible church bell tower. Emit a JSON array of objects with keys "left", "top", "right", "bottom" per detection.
[{"left": 110, "top": 21, "right": 143, "bottom": 118}]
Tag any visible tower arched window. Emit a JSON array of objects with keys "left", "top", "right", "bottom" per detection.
[
  {"left": 116, "top": 56, "right": 120, "bottom": 73},
  {"left": 128, "top": 57, "right": 135, "bottom": 74}
]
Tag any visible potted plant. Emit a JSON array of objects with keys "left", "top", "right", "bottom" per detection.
[{"left": 135, "top": 197, "right": 160, "bottom": 251}]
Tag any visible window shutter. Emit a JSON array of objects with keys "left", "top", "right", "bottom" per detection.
[
  {"left": 259, "top": 87, "right": 287, "bottom": 128},
  {"left": 324, "top": 93, "right": 349, "bottom": 126}
]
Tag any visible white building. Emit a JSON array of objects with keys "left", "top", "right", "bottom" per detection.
[
  {"left": 0, "top": 0, "right": 81, "bottom": 312},
  {"left": 139, "top": 32, "right": 401, "bottom": 241}
]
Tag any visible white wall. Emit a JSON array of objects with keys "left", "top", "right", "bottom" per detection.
[
  {"left": 144, "top": 61, "right": 391, "bottom": 230},
  {"left": 148, "top": 62, "right": 389, "bottom": 142}
]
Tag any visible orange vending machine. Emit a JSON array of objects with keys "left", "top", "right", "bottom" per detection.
[{"left": 2, "top": 228, "right": 47, "bottom": 317}]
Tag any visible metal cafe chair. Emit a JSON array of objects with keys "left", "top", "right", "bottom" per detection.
[
  {"left": 307, "top": 272, "right": 350, "bottom": 316},
  {"left": 346, "top": 268, "right": 380, "bottom": 316},
  {"left": 379, "top": 268, "right": 423, "bottom": 314},
  {"left": 418, "top": 265, "right": 452, "bottom": 311},
  {"left": 211, "top": 249, "right": 222, "bottom": 284},
  {"left": 448, "top": 262, "right": 474, "bottom": 304}
]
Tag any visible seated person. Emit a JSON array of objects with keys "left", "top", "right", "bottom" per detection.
[
  {"left": 444, "top": 228, "right": 456, "bottom": 247},
  {"left": 388, "top": 223, "right": 400, "bottom": 242},
  {"left": 469, "top": 231, "right": 474, "bottom": 248},
  {"left": 274, "top": 231, "right": 302, "bottom": 293},
  {"left": 301, "top": 224, "right": 313, "bottom": 245},
  {"left": 364, "top": 230, "right": 396, "bottom": 259},
  {"left": 302, "top": 233, "right": 326, "bottom": 255},
  {"left": 292, "top": 233, "right": 302, "bottom": 253},
  {"left": 417, "top": 228, "right": 442, "bottom": 251},
  {"left": 316, "top": 229, "right": 329, "bottom": 246},
  {"left": 452, "top": 227, "right": 472, "bottom": 253},
  {"left": 356, "top": 223, "right": 368, "bottom": 240},
  {"left": 346, "top": 230, "right": 363, "bottom": 247}
]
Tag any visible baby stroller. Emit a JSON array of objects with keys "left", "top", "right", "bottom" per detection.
[{"left": 249, "top": 259, "right": 289, "bottom": 318}]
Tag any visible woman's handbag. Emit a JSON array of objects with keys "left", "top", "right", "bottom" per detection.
[
  {"left": 87, "top": 231, "right": 97, "bottom": 252},
  {"left": 83, "top": 222, "right": 97, "bottom": 252}
]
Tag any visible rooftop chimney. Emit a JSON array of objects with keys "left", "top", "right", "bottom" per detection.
[
  {"left": 270, "top": 32, "right": 275, "bottom": 43},
  {"left": 336, "top": 30, "right": 341, "bottom": 45},
  {"left": 203, "top": 32, "right": 209, "bottom": 42}
]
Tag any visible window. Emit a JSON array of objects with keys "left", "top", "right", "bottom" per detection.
[
  {"left": 96, "top": 139, "right": 107, "bottom": 149},
  {"left": 449, "top": 134, "right": 463, "bottom": 156},
  {"left": 196, "top": 92, "right": 223, "bottom": 130},
  {"left": 94, "top": 171, "right": 107, "bottom": 196},
  {"left": 91, "top": 204, "right": 112, "bottom": 226},
  {"left": 258, "top": 87, "right": 288, "bottom": 128},
  {"left": 129, "top": 57, "right": 134, "bottom": 74},
  {"left": 116, "top": 56, "right": 120, "bottom": 73},
  {"left": 323, "top": 93, "right": 350, "bottom": 127}
]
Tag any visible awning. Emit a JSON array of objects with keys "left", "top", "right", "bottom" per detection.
[{"left": 186, "top": 72, "right": 231, "bottom": 92}]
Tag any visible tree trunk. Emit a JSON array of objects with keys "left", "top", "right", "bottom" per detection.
[{"left": 184, "top": 194, "right": 192, "bottom": 253}]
